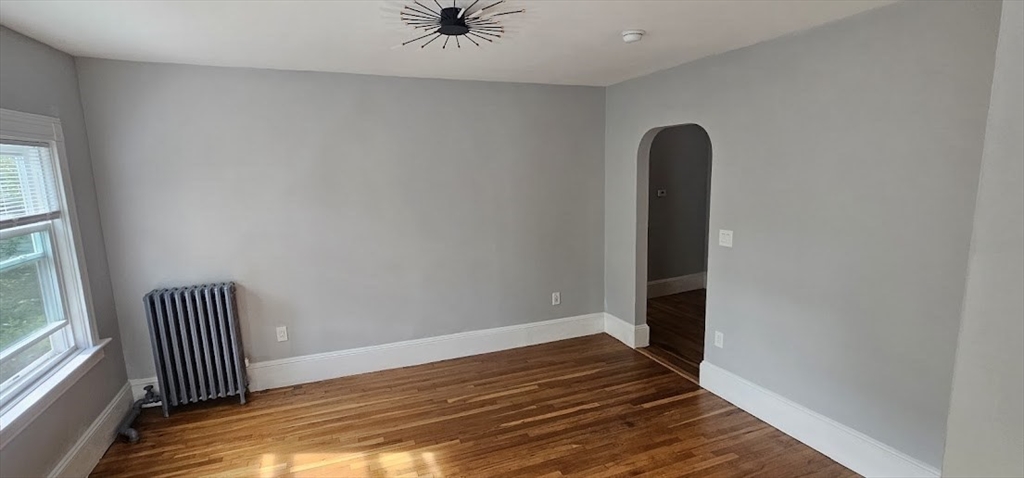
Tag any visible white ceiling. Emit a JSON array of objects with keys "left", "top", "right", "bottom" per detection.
[{"left": 0, "top": 0, "right": 894, "bottom": 87}]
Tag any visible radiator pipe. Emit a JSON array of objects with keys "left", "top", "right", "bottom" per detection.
[{"left": 117, "top": 385, "right": 161, "bottom": 443}]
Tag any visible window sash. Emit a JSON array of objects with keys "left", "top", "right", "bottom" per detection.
[
  {"left": 0, "top": 209, "right": 74, "bottom": 411},
  {"left": 0, "top": 212, "right": 56, "bottom": 235},
  {"left": 0, "top": 255, "right": 74, "bottom": 408},
  {"left": 0, "top": 211, "right": 61, "bottom": 231}
]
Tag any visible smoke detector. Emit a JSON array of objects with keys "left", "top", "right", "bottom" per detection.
[{"left": 622, "top": 30, "right": 645, "bottom": 43}]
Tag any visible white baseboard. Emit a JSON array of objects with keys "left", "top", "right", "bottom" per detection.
[
  {"left": 48, "top": 382, "right": 132, "bottom": 478},
  {"left": 647, "top": 272, "right": 706, "bottom": 298},
  {"left": 110, "top": 320, "right": 939, "bottom": 478},
  {"left": 603, "top": 313, "right": 650, "bottom": 348},
  {"left": 699, "top": 362, "right": 939, "bottom": 478},
  {"left": 248, "top": 313, "right": 606, "bottom": 391},
  {"left": 128, "top": 312, "right": 647, "bottom": 395}
]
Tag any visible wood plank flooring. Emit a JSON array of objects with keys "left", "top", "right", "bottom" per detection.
[
  {"left": 646, "top": 289, "right": 707, "bottom": 379},
  {"left": 92, "top": 334, "right": 855, "bottom": 477}
]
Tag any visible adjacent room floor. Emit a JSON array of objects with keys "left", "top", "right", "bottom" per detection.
[
  {"left": 645, "top": 289, "right": 707, "bottom": 380},
  {"left": 92, "top": 334, "right": 853, "bottom": 477}
]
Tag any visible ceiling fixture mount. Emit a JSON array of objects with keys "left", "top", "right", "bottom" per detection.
[
  {"left": 395, "top": 0, "right": 525, "bottom": 49},
  {"left": 621, "top": 30, "right": 646, "bottom": 44}
]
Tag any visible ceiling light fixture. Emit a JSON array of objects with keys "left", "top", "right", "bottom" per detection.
[
  {"left": 621, "top": 30, "right": 646, "bottom": 44},
  {"left": 393, "top": 0, "right": 525, "bottom": 49}
]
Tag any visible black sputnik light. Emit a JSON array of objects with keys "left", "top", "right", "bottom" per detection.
[{"left": 397, "top": 0, "right": 525, "bottom": 49}]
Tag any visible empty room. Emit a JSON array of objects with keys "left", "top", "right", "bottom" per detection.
[{"left": 0, "top": 1, "right": 1021, "bottom": 477}]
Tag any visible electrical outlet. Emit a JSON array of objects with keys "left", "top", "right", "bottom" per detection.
[
  {"left": 714, "top": 331, "right": 724, "bottom": 348},
  {"left": 718, "top": 229, "right": 733, "bottom": 248},
  {"left": 551, "top": 292, "right": 561, "bottom": 306},
  {"left": 276, "top": 326, "right": 288, "bottom": 342},
  {"left": 656, "top": 189, "right": 667, "bottom": 198}
]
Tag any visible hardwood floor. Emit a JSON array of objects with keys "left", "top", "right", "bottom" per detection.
[
  {"left": 92, "top": 334, "right": 854, "bottom": 477},
  {"left": 646, "top": 289, "right": 707, "bottom": 380}
]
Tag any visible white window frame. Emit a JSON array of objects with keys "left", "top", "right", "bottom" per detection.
[
  {"left": 0, "top": 221, "right": 74, "bottom": 403},
  {"left": 0, "top": 109, "right": 109, "bottom": 447}
]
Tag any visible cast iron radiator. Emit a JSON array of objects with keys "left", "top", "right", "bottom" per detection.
[{"left": 144, "top": 282, "right": 246, "bottom": 417}]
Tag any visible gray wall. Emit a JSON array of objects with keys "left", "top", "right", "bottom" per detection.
[
  {"left": 74, "top": 59, "right": 606, "bottom": 380},
  {"left": 604, "top": 0, "right": 1000, "bottom": 468},
  {"left": 942, "top": 1, "right": 1024, "bottom": 476},
  {"left": 647, "top": 125, "right": 710, "bottom": 282},
  {"left": 0, "top": 26, "right": 127, "bottom": 477}
]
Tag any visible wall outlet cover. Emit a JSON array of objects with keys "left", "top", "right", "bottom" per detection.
[
  {"left": 551, "top": 292, "right": 561, "bottom": 306},
  {"left": 276, "top": 326, "right": 288, "bottom": 342},
  {"left": 718, "top": 230, "right": 733, "bottom": 248},
  {"left": 714, "top": 331, "right": 724, "bottom": 348}
]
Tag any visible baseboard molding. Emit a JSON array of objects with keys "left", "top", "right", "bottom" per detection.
[
  {"left": 247, "top": 313, "right": 606, "bottom": 391},
  {"left": 699, "top": 362, "right": 939, "bottom": 478},
  {"left": 48, "top": 382, "right": 132, "bottom": 478},
  {"left": 128, "top": 312, "right": 648, "bottom": 395},
  {"left": 647, "top": 272, "right": 706, "bottom": 298},
  {"left": 99, "top": 325, "right": 937, "bottom": 478},
  {"left": 603, "top": 313, "right": 650, "bottom": 348}
]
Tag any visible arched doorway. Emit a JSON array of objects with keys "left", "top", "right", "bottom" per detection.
[{"left": 635, "top": 124, "right": 712, "bottom": 381}]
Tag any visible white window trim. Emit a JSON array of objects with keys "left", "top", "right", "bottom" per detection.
[{"left": 0, "top": 108, "right": 109, "bottom": 447}]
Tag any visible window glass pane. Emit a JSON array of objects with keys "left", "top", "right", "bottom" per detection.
[
  {"left": 0, "top": 339, "right": 53, "bottom": 384},
  {"left": 1, "top": 142, "right": 60, "bottom": 221},
  {"left": 0, "top": 261, "right": 47, "bottom": 349},
  {"left": 0, "top": 233, "right": 40, "bottom": 262},
  {"left": 0, "top": 230, "right": 62, "bottom": 351}
]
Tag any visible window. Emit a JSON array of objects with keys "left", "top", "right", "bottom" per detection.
[{"left": 0, "top": 110, "right": 102, "bottom": 418}]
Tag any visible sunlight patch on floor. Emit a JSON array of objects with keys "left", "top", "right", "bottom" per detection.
[{"left": 255, "top": 451, "right": 445, "bottom": 477}]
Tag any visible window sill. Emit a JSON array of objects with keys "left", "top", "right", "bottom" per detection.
[{"left": 0, "top": 338, "right": 110, "bottom": 449}]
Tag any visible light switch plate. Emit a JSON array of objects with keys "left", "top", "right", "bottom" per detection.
[{"left": 719, "top": 229, "right": 733, "bottom": 248}]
